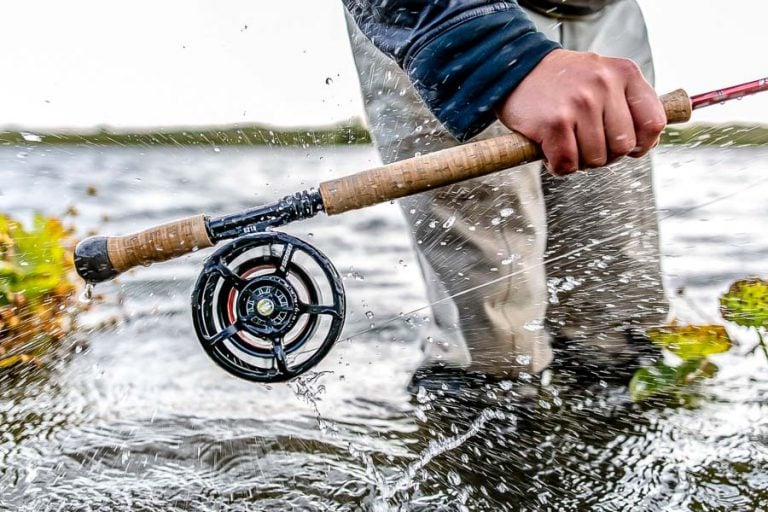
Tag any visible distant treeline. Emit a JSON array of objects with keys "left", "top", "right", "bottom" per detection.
[
  {"left": 660, "top": 124, "right": 768, "bottom": 147},
  {"left": 0, "top": 124, "right": 371, "bottom": 147},
  {"left": 0, "top": 123, "right": 767, "bottom": 147}
]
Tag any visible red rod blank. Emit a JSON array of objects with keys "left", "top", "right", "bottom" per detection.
[{"left": 691, "top": 77, "right": 768, "bottom": 110}]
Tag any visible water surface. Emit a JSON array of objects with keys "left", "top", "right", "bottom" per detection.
[{"left": 0, "top": 144, "right": 766, "bottom": 510}]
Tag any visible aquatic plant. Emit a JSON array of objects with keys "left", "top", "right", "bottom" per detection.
[
  {"left": 629, "top": 325, "right": 729, "bottom": 402},
  {"left": 0, "top": 213, "right": 80, "bottom": 368},
  {"left": 630, "top": 277, "right": 768, "bottom": 402}
]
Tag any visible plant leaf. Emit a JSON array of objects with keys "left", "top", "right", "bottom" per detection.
[
  {"left": 629, "top": 362, "right": 678, "bottom": 402},
  {"left": 647, "top": 325, "right": 731, "bottom": 360},
  {"left": 720, "top": 278, "right": 768, "bottom": 329},
  {"left": 629, "top": 359, "right": 719, "bottom": 402}
]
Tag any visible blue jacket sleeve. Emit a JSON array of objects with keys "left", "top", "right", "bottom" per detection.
[{"left": 342, "top": 1, "right": 560, "bottom": 141}]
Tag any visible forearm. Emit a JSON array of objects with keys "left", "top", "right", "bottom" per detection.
[{"left": 342, "top": 1, "right": 560, "bottom": 141}]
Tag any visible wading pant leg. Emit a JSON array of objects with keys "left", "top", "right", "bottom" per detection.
[
  {"left": 344, "top": 0, "right": 665, "bottom": 377},
  {"left": 542, "top": 1, "right": 666, "bottom": 367}
]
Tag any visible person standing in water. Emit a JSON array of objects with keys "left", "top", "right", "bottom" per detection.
[{"left": 341, "top": 0, "right": 667, "bottom": 386}]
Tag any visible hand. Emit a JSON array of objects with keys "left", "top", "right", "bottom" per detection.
[{"left": 495, "top": 49, "right": 667, "bottom": 176}]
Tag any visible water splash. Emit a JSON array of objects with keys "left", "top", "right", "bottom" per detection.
[{"left": 79, "top": 283, "right": 94, "bottom": 304}]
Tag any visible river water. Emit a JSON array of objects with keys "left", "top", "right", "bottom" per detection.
[{"left": 0, "top": 143, "right": 766, "bottom": 510}]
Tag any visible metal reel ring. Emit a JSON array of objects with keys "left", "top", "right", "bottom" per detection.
[{"left": 191, "top": 232, "right": 345, "bottom": 383}]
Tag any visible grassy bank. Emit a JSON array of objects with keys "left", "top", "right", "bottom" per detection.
[
  {"left": 0, "top": 124, "right": 371, "bottom": 147},
  {"left": 661, "top": 123, "right": 768, "bottom": 147},
  {"left": 0, "top": 123, "right": 767, "bottom": 147}
]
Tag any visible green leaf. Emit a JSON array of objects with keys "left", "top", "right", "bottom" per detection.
[
  {"left": 720, "top": 278, "right": 768, "bottom": 329},
  {"left": 629, "top": 359, "right": 719, "bottom": 402},
  {"left": 647, "top": 325, "right": 731, "bottom": 360},
  {"left": 0, "top": 213, "right": 72, "bottom": 302},
  {"left": 630, "top": 362, "right": 678, "bottom": 401}
]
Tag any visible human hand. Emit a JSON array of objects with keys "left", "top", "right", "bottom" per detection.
[{"left": 495, "top": 49, "right": 667, "bottom": 176}]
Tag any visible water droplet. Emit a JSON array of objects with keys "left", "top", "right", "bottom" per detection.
[
  {"left": 428, "top": 220, "right": 438, "bottom": 229},
  {"left": 523, "top": 319, "right": 544, "bottom": 332},
  {"left": 491, "top": 217, "right": 502, "bottom": 226},
  {"left": 442, "top": 215, "right": 456, "bottom": 229},
  {"left": 79, "top": 283, "right": 94, "bottom": 304},
  {"left": 365, "top": 310, "right": 375, "bottom": 319},
  {"left": 500, "top": 208, "right": 514, "bottom": 218},
  {"left": 325, "top": 77, "right": 333, "bottom": 85},
  {"left": 515, "top": 354, "right": 532, "bottom": 365}
]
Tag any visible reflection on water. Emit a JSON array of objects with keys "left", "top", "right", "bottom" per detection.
[{"left": 0, "top": 144, "right": 766, "bottom": 510}]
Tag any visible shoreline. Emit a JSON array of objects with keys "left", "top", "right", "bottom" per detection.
[{"left": 1, "top": 123, "right": 766, "bottom": 147}]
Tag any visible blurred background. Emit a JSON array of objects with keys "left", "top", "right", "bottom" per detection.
[{"left": 0, "top": 0, "right": 765, "bottom": 132}]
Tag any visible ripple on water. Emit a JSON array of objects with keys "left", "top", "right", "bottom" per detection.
[{"left": 0, "top": 145, "right": 767, "bottom": 509}]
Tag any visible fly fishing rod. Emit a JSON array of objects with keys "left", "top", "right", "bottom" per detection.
[{"left": 74, "top": 78, "right": 768, "bottom": 383}]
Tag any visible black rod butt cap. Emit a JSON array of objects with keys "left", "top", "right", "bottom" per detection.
[{"left": 74, "top": 236, "right": 119, "bottom": 283}]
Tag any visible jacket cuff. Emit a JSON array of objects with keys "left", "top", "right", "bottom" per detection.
[{"left": 405, "top": 9, "right": 560, "bottom": 141}]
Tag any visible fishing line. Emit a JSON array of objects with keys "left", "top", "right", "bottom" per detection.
[{"left": 343, "top": 164, "right": 768, "bottom": 342}]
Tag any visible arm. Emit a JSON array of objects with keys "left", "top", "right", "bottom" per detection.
[
  {"left": 342, "top": 1, "right": 560, "bottom": 141},
  {"left": 343, "top": 1, "right": 666, "bottom": 175}
]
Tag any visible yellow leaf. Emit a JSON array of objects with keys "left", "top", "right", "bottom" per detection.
[{"left": 647, "top": 325, "right": 731, "bottom": 360}]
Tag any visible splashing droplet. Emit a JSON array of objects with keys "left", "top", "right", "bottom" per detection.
[{"left": 79, "top": 283, "right": 94, "bottom": 304}]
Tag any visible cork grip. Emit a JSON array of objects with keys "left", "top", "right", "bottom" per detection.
[
  {"left": 320, "top": 89, "right": 692, "bottom": 215},
  {"left": 107, "top": 214, "right": 213, "bottom": 272}
]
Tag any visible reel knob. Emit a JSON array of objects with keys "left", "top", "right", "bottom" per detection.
[{"left": 191, "top": 232, "right": 345, "bottom": 383}]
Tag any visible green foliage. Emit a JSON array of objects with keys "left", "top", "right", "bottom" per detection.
[
  {"left": 719, "top": 278, "right": 768, "bottom": 329},
  {"left": 647, "top": 325, "right": 731, "bottom": 361},
  {"left": 631, "top": 276, "right": 768, "bottom": 403},
  {"left": 629, "top": 326, "right": 729, "bottom": 403},
  {"left": 0, "top": 214, "right": 78, "bottom": 368},
  {"left": 629, "top": 358, "right": 718, "bottom": 403},
  {"left": 0, "top": 124, "right": 372, "bottom": 147},
  {"left": 661, "top": 123, "right": 768, "bottom": 147}
]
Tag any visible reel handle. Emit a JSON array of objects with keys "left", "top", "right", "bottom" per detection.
[
  {"left": 74, "top": 214, "right": 213, "bottom": 282},
  {"left": 319, "top": 89, "right": 692, "bottom": 215}
]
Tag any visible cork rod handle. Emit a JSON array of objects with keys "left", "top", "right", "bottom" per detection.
[
  {"left": 74, "top": 214, "right": 213, "bottom": 283},
  {"left": 319, "top": 89, "right": 692, "bottom": 215}
]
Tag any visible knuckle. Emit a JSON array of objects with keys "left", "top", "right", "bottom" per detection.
[
  {"left": 591, "top": 68, "right": 612, "bottom": 89},
  {"left": 573, "top": 91, "right": 597, "bottom": 111},
  {"left": 615, "top": 57, "right": 641, "bottom": 76},
  {"left": 612, "top": 135, "right": 636, "bottom": 155},
  {"left": 646, "top": 114, "right": 667, "bottom": 134},
  {"left": 547, "top": 113, "right": 572, "bottom": 132}
]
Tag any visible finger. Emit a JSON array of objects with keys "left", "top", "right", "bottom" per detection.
[
  {"left": 604, "top": 93, "right": 637, "bottom": 163},
  {"left": 542, "top": 124, "right": 579, "bottom": 176},
  {"left": 626, "top": 80, "right": 667, "bottom": 157},
  {"left": 575, "top": 109, "right": 607, "bottom": 169}
]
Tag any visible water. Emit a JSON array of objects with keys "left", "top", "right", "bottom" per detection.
[{"left": 0, "top": 144, "right": 767, "bottom": 510}]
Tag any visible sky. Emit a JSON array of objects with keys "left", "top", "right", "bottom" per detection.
[{"left": 0, "top": 0, "right": 765, "bottom": 131}]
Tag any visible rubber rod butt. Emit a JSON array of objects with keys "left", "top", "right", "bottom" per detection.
[{"left": 74, "top": 236, "right": 119, "bottom": 283}]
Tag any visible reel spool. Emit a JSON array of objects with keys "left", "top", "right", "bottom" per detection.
[{"left": 191, "top": 232, "right": 345, "bottom": 383}]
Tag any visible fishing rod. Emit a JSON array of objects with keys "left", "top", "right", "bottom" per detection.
[{"left": 74, "top": 78, "right": 768, "bottom": 384}]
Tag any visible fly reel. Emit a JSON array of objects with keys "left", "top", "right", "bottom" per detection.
[{"left": 191, "top": 231, "right": 345, "bottom": 383}]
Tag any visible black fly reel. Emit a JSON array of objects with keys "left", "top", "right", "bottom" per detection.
[{"left": 191, "top": 231, "right": 345, "bottom": 383}]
